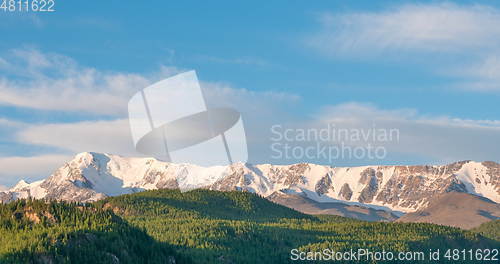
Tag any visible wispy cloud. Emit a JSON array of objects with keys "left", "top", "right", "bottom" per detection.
[
  {"left": 249, "top": 102, "right": 500, "bottom": 165},
  {"left": 307, "top": 3, "right": 500, "bottom": 92},
  {"left": 3, "top": 100, "right": 500, "bottom": 183},
  {"left": 0, "top": 12, "right": 44, "bottom": 29},
  {"left": 194, "top": 55, "right": 272, "bottom": 67},
  {"left": 0, "top": 48, "right": 296, "bottom": 116},
  {"left": 445, "top": 55, "right": 500, "bottom": 91},
  {"left": 16, "top": 119, "right": 136, "bottom": 156},
  {"left": 0, "top": 48, "right": 302, "bottom": 184},
  {"left": 2, "top": 46, "right": 500, "bottom": 184},
  {"left": 0, "top": 118, "right": 24, "bottom": 128},
  {"left": 202, "top": 81, "right": 300, "bottom": 109},
  {"left": 309, "top": 3, "right": 500, "bottom": 55},
  {"left": 12, "top": 82, "right": 301, "bottom": 157},
  {"left": 0, "top": 48, "right": 182, "bottom": 116},
  {"left": 0, "top": 118, "right": 26, "bottom": 145},
  {"left": 315, "top": 102, "right": 500, "bottom": 163},
  {"left": 0, "top": 154, "right": 71, "bottom": 186}
]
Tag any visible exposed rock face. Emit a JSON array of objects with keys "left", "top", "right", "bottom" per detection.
[
  {"left": 39, "top": 164, "right": 104, "bottom": 202},
  {"left": 358, "top": 168, "right": 378, "bottom": 203},
  {"left": 338, "top": 183, "right": 353, "bottom": 201},
  {"left": 483, "top": 161, "right": 500, "bottom": 194},
  {"left": 210, "top": 168, "right": 245, "bottom": 192},
  {"left": 315, "top": 173, "right": 333, "bottom": 196},
  {"left": 1, "top": 152, "right": 499, "bottom": 214}
]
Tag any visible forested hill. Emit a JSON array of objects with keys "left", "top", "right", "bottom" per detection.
[
  {"left": 94, "top": 189, "right": 312, "bottom": 221},
  {"left": 0, "top": 198, "right": 184, "bottom": 263},
  {"left": 0, "top": 189, "right": 499, "bottom": 263}
]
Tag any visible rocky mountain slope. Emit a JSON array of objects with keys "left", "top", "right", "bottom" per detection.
[
  {"left": 267, "top": 191, "right": 399, "bottom": 221},
  {"left": 1, "top": 152, "right": 499, "bottom": 215},
  {"left": 397, "top": 192, "right": 500, "bottom": 229}
]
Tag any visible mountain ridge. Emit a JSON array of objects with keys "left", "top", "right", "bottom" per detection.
[{"left": 1, "top": 152, "right": 499, "bottom": 215}]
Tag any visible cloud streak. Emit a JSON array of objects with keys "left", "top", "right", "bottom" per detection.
[
  {"left": 0, "top": 48, "right": 182, "bottom": 116},
  {"left": 3, "top": 101, "right": 500, "bottom": 184},
  {"left": 446, "top": 55, "right": 500, "bottom": 91},
  {"left": 315, "top": 103, "right": 500, "bottom": 163},
  {"left": 309, "top": 3, "right": 500, "bottom": 55},
  {"left": 2, "top": 47, "right": 500, "bottom": 184},
  {"left": 308, "top": 3, "right": 500, "bottom": 92},
  {"left": 17, "top": 119, "right": 137, "bottom": 156},
  {"left": 0, "top": 154, "right": 71, "bottom": 186}
]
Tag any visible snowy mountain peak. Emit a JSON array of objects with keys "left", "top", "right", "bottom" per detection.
[
  {"left": 12, "top": 180, "right": 30, "bottom": 191},
  {"left": 1, "top": 152, "right": 498, "bottom": 213}
]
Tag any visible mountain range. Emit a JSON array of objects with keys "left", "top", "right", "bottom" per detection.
[{"left": 1, "top": 152, "right": 499, "bottom": 228}]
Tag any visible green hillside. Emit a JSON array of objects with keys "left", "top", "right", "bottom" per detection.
[
  {"left": 0, "top": 198, "right": 183, "bottom": 263},
  {"left": 94, "top": 189, "right": 311, "bottom": 221},
  {"left": 0, "top": 189, "right": 498, "bottom": 263}
]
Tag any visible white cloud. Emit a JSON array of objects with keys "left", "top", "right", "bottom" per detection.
[
  {"left": 0, "top": 154, "right": 71, "bottom": 186},
  {"left": 13, "top": 83, "right": 301, "bottom": 157},
  {"left": 446, "top": 55, "right": 500, "bottom": 91},
  {"left": 0, "top": 48, "right": 182, "bottom": 116},
  {"left": 0, "top": 68, "right": 300, "bottom": 169},
  {"left": 177, "top": 100, "right": 500, "bottom": 166},
  {"left": 0, "top": 118, "right": 24, "bottom": 128},
  {"left": 194, "top": 55, "right": 272, "bottom": 67},
  {"left": 0, "top": 118, "right": 26, "bottom": 144},
  {"left": 310, "top": 3, "right": 500, "bottom": 55},
  {"left": 0, "top": 48, "right": 301, "bottom": 184},
  {"left": 315, "top": 103, "right": 500, "bottom": 163},
  {"left": 3, "top": 101, "right": 500, "bottom": 184},
  {"left": 202, "top": 81, "right": 300, "bottom": 111},
  {"left": 3, "top": 47, "right": 498, "bottom": 182},
  {"left": 17, "top": 119, "right": 138, "bottom": 156},
  {"left": 0, "top": 48, "right": 297, "bottom": 116},
  {"left": 308, "top": 3, "right": 500, "bottom": 92},
  {"left": 0, "top": 13, "right": 44, "bottom": 29}
]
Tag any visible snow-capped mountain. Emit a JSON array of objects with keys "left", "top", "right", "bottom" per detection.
[{"left": 1, "top": 152, "right": 499, "bottom": 213}]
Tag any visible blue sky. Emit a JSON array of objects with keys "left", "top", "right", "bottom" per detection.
[{"left": 1, "top": 0, "right": 500, "bottom": 186}]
